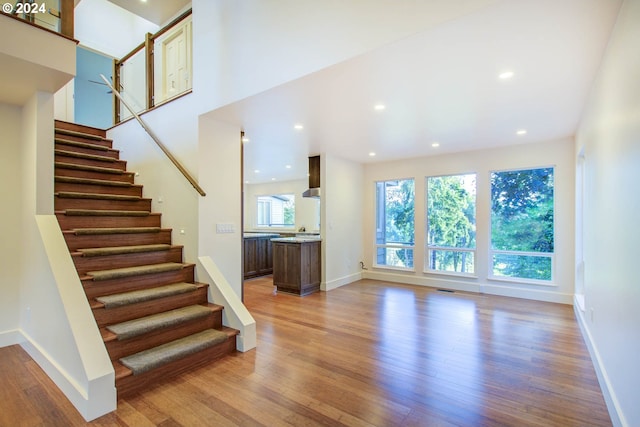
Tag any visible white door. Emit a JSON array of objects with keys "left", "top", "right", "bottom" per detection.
[{"left": 162, "top": 23, "right": 191, "bottom": 100}]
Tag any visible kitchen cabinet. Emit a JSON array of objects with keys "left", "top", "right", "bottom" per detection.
[
  {"left": 243, "top": 234, "right": 277, "bottom": 279},
  {"left": 272, "top": 239, "right": 321, "bottom": 296}
]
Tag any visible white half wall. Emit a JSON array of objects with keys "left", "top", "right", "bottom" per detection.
[
  {"left": 574, "top": 1, "right": 640, "bottom": 425},
  {"left": 362, "top": 138, "right": 575, "bottom": 304}
]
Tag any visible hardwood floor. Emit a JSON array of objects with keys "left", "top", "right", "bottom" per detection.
[{"left": 0, "top": 278, "right": 611, "bottom": 426}]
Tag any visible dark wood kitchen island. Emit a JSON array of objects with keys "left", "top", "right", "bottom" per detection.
[{"left": 271, "top": 237, "right": 321, "bottom": 296}]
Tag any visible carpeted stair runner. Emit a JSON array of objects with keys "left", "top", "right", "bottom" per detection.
[
  {"left": 54, "top": 149, "right": 116, "bottom": 162},
  {"left": 87, "top": 262, "right": 183, "bottom": 281},
  {"left": 73, "top": 227, "right": 161, "bottom": 235},
  {"left": 78, "top": 244, "right": 171, "bottom": 257},
  {"left": 55, "top": 162, "right": 125, "bottom": 175},
  {"left": 56, "top": 191, "right": 141, "bottom": 201},
  {"left": 120, "top": 329, "right": 228, "bottom": 375},
  {"left": 107, "top": 305, "right": 212, "bottom": 340},
  {"left": 55, "top": 137, "right": 110, "bottom": 151},
  {"left": 96, "top": 282, "right": 198, "bottom": 308},
  {"left": 65, "top": 209, "right": 149, "bottom": 216},
  {"left": 55, "top": 176, "right": 133, "bottom": 187}
]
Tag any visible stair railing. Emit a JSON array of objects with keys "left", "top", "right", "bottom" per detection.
[
  {"left": 112, "top": 8, "right": 192, "bottom": 123},
  {"left": 1, "top": 0, "right": 73, "bottom": 38},
  {"left": 99, "top": 73, "right": 206, "bottom": 197}
]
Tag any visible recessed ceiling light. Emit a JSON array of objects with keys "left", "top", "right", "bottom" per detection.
[
  {"left": 516, "top": 129, "right": 527, "bottom": 135},
  {"left": 499, "top": 71, "right": 514, "bottom": 80},
  {"left": 431, "top": 142, "right": 440, "bottom": 148},
  {"left": 242, "top": 137, "right": 250, "bottom": 143},
  {"left": 294, "top": 124, "right": 304, "bottom": 130},
  {"left": 254, "top": 169, "right": 260, "bottom": 173},
  {"left": 374, "top": 104, "right": 386, "bottom": 111},
  {"left": 369, "top": 152, "right": 376, "bottom": 157},
  {"left": 285, "top": 165, "right": 292, "bottom": 169},
  {"left": 244, "top": 180, "right": 249, "bottom": 184},
  {"left": 271, "top": 178, "right": 276, "bottom": 181}
]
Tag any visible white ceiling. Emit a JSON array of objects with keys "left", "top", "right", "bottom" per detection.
[
  {"left": 107, "top": 0, "right": 622, "bottom": 184},
  {"left": 206, "top": 0, "right": 621, "bottom": 184},
  {"left": 106, "top": 0, "right": 190, "bottom": 25}
]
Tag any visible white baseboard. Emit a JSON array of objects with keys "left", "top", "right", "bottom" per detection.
[
  {"left": 362, "top": 270, "right": 573, "bottom": 304},
  {"left": 481, "top": 283, "right": 573, "bottom": 304},
  {"left": 574, "top": 300, "right": 625, "bottom": 427},
  {"left": 323, "top": 271, "right": 362, "bottom": 291},
  {"left": 0, "top": 329, "right": 23, "bottom": 348},
  {"left": 20, "top": 330, "right": 116, "bottom": 422}
]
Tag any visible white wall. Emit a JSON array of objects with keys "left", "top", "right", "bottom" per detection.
[
  {"left": 0, "top": 103, "right": 24, "bottom": 346},
  {"left": 75, "top": 0, "right": 158, "bottom": 58},
  {"left": 107, "top": 94, "right": 200, "bottom": 265},
  {"left": 198, "top": 115, "right": 243, "bottom": 298},
  {"left": 244, "top": 179, "right": 320, "bottom": 232},
  {"left": 322, "top": 154, "right": 364, "bottom": 290},
  {"left": 191, "top": 0, "right": 502, "bottom": 113},
  {"left": 574, "top": 1, "right": 640, "bottom": 425},
  {"left": 54, "top": 80, "right": 74, "bottom": 123},
  {"left": 362, "top": 138, "right": 575, "bottom": 304}
]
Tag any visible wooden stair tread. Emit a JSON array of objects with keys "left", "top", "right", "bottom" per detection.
[
  {"left": 90, "top": 282, "right": 207, "bottom": 309},
  {"left": 60, "top": 209, "right": 151, "bottom": 216},
  {"left": 55, "top": 128, "right": 109, "bottom": 141},
  {"left": 101, "top": 311, "right": 227, "bottom": 343},
  {"left": 80, "top": 262, "right": 195, "bottom": 282},
  {"left": 104, "top": 304, "right": 215, "bottom": 341},
  {"left": 54, "top": 175, "right": 139, "bottom": 187},
  {"left": 55, "top": 162, "right": 129, "bottom": 175},
  {"left": 113, "top": 327, "right": 237, "bottom": 380},
  {"left": 65, "top": 227, "right": 164, "bottom": 235},
  {"left": 85, "top": 261, "right": 185, "bottom": 281},
  {"left": 55, "top": 137, "right": 117, "bottom": 153},
  {"left": 75, "top": 243, "right": 174, "bottom": 257},
  {"left": 55, "top": 192, "right": 143, "bottom": 201},
  {"left": 54, "top": 149, "right": 117, "bottom": 162}
]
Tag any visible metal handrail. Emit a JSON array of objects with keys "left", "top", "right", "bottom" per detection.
[{"left": 100, "top": 74, "right": 206, "bottom": 197}]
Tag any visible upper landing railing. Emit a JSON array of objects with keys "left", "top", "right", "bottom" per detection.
[
  {"left": 1, "top": 0, "right": 74, "bottom": 39},
  {"left": 112, "top": 8, "right": 192, "bottom": 124}
]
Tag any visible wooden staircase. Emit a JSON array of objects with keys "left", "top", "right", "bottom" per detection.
[{"left": 53, "top": 120, "right": 238, "bottom": 396}]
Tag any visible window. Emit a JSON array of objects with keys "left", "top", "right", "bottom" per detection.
[
  {"left": 427, "top": 174, "right": 476, "bottom": 274},
  {"left": 257, "top": 194, "right": 295, "bottom": 228},
  {"left": 375, "top": 179, "right": 415, "bottom": 269},
  {"left": 490, "top": 167, "right": 554, "bottom": 282}
]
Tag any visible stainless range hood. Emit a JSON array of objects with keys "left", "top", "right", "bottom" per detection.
[
  {"left": 302, "top": 155, "right": 321, "bottom": 198},
  {"left": 302, "top": 187, "right": 321, "bottom": 198}
]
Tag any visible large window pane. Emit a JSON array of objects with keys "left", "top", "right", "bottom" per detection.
[
  {"left": 257, "top": 194, "right": 295, "bottom": 228},
  {"left": 428, "top": 249, "right": 475, "bottom": 273},
  {"left": 492, "top": 254, "right": 552, "bottom": 281},
  {"left": 375, "top": 179, "right": 415, "bottom": 269},
  {"left": 490, "top": 167, "right": 554, "bottom": 281},
  {"left": 427, "top": 174, "right": 476, "bottom": 274}
]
